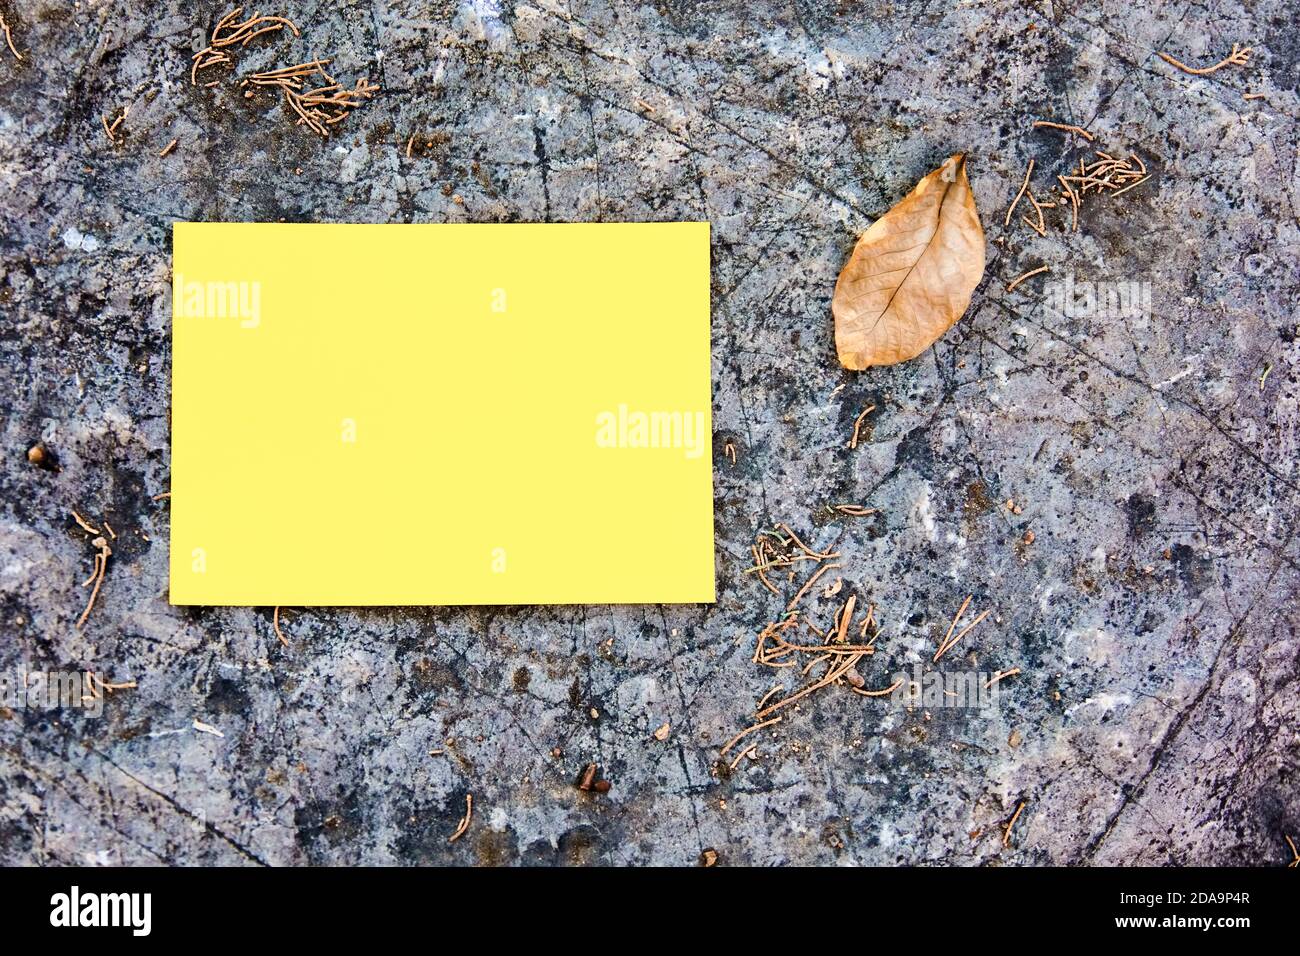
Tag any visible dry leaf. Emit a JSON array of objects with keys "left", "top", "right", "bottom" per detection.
[{"left": 832, "top": 153, "right": 985, "bottom": 370}]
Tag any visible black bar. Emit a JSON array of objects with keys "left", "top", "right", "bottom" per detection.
[{"left": 0, "top": 866, "right": 1285, "bottom": 941}]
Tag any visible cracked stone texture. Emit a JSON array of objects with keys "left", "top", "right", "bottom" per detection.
[{"left": 1, "top": 0, "right": 1298, "bottom": 866}]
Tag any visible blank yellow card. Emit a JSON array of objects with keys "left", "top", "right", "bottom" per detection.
[{"left": 170, "top": 222, "right": 714, "bottom": 606}]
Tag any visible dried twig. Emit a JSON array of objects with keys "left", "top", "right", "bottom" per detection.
[
  {"left": 785, "top": 561, "right": 840, "bottom": 612},
  {"left": 745, "top": 531, "right": 822, "bottom": 592},
  {"left": 159, "top": 138, "right": 179, "bottom": 158},
  {"left": 272, "top": 606, "right": 288, "bottom": 647},
  {"left": 191, "top": 9, "right": 377, "bottom": 137},
  {"left": 1005, "top": 159, "right": 1034, "bottom": 227},
  {"left": 1108, "top": 175, "right": 1150, "bottom": 198},
  {"left": 1025, "top": 188, "right": 1048, "bottom": 235},
  {"left": 937, "top": 595, "right": 970, "bottom": 654},
  {"left": 851, "top": 677, "right": 903, "bottom": 698},
  {"left": 755, "top": 685, "right": 784, "bottom": 713},
  {"left": 935, "top": 609, "right": 989, "bottom": 662},
  {"left": 1158, "top": 43, "right": 1251, "bottom": 76},
  {"left": 85, "top": 672, "right": 136, "bottom": 700},
  {"left": 1007, "top": 265, "right": 1049, "bottom": 293},
  {"left": 1032, "top": 120, "right": 1093, "bottom": 141},
  {"left": 858, "top": 603, "right": 876, "bottom": 638},
  {"left": 749, "top": 546, "right": 778, "bottom": 593},
  {"left": 719, "top": 716, "right": 782, "bottom": 755},
  {"left": 849, "top": 404, "right": 876, "bottom": 449},
  {"left": 746, "top": 546, "right": 830, "bottom": 574},
  {"left": 71, "top": 510, "right": 100, "bottom": 535},
  {"left": 448, "top": 793, "right": 473, "bottom": 843},
  {"left": 728, "top": 744, "right": 756, "bottom": 771},
  {"left": 0, "top": 12, "right": 21, "bottom": 61},
  {"left": 833, "top": 594, "right": 857, "bottom": 644},
  {"left": 101, "top": 108, "right": 127, "bottom": 145},
  {"left": 246, "top": 58, "right": 331, "bottom": 80},
  {"left": 76, "top": 536, "right": 111, "bottom": 629},
  {"left": 1006, "top": 150, "right": 1151, "bottom": 239},
  {"left": 1003, "top": 801, "right": 1026, "bottom": 848},
  {"left": 759, "top": 622, "right": 875, "bottom": 663},
  {"left": 755, "top": 652, "right": 867, "bottom": 719},
  {"left": 192, "top": 7, "right": 300, "bottom": 84},
  {"left": 934, "top": 595, "right": 990, "bottom": 662},
  {"left": 985, "top": 667, "right": 1021, "bottom": 689},
  {"left": 777, "top": 523, "right": 833, "bottom": 561},
  {"left": 191, "top": 47, "right": 232, "bottom": 85},
  {"left": 1287, "top": 834, "right": 1299, "bottom": 868},
  {"left": 1057, "top": 175, "right": 1079, "bottom": 232},
  {"left": 214, "top": 7, "right": 300, "bottom": 48},
  {"left": 251, "top": 61, "right": 378, "bottom": 138}
]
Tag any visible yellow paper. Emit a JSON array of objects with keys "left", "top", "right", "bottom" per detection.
[{"left": 170, "top": 222, "right": 714, "bottom": 606}]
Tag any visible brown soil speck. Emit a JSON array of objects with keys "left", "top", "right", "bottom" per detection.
[{"left": 26, "top": 443, "right": 57, "bottom": 470}]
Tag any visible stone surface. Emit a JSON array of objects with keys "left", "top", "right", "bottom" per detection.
[{"left": 1, "top": 0, "right": 1298, "bottom": 866}]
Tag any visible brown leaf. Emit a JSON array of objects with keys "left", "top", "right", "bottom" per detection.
[{"left": 832, "top": 154, "right": 985, "bottom": 370}]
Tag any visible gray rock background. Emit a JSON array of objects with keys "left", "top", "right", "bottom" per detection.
[{"left": 1, "top": 0, "right": 1297, "bottom": 866}]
